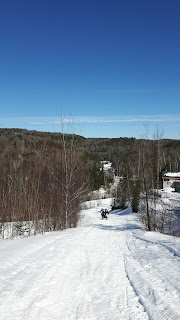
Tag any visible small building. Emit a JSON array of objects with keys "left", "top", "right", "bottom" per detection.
[{"left": 162, "top": 172, "right": 180, "bottom": 191}]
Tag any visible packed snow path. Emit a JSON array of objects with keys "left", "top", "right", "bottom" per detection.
[{"left": 0, "top": 199, "right": 180, "bottom": 320}]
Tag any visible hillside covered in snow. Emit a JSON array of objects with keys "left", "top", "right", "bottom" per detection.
[{"left": 0, "top": 198, "right": 180, "bottom": 320}]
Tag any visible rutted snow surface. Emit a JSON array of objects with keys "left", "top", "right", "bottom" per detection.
[{"left": 0, "top": 199, "right": 180, "bottom": 320}]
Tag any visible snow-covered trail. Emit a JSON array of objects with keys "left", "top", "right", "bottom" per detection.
[{"left": 0, "top": 199, "right": 180, "bottom": 320}]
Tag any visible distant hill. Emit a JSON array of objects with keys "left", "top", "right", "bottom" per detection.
[
  {"left": 0, "top": 127, "right": 180, "bottom": 237},
  {"left": 0, "top": 128, "right": 180, "bottom": 162}
]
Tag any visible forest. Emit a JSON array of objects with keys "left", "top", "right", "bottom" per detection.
[
  {"left": 0, "top": 128, "right": 180, "bottom": 238},
  {"left": 0, "top": 128, "right": 111, "bottom": 238}
]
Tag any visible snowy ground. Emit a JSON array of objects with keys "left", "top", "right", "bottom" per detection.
[{"left": 0, "top": 199, "right": 180, "bottom": 320}]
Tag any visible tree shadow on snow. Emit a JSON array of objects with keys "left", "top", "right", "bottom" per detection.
[
  {"left": 109, "top": 207, "right": 132, "bottom": 216},
  {"left": 93, "top": 223, "right": 141, "bottom": 232},
  {"left": 93, "top": 207, "right": 140, "bottom": 232}
]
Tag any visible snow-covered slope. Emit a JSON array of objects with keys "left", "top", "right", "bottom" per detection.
[{"left": 0, "top": 199, "right": 180, "bottom": 320}]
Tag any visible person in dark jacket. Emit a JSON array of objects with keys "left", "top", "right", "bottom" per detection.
[{"left": 101, "top": 209, "right": 108, "bottom": 219}]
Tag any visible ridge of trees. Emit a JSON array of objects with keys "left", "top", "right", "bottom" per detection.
[
  {"left": 0, "top": 128, "right": 179, "bottom": 157},
  {"left": 111, "top": 133, "right": 180, "bottom": 236},
  {"left": 0, "top": 128, "right": 108, "bottom": 238},
  {"left": 0, "top": 128, "right": 180, "bottom": 238}
]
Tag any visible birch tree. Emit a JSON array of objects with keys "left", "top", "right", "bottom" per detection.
[{"left": 58, "top": 114, "right": 88, "bottom": 228}]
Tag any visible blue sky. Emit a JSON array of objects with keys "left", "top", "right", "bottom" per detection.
[{"left": 0, "top": 0, "right": 180, "bottom": 138}]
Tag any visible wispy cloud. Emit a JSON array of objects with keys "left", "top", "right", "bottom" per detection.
[
  {"left": 1, "top": 115, "right": 180, "bottom": 139},
  {"left": 73, "top": 115, "right": 180, "bottom": 123},
  {"left": 30, "top": 122, "right": 44, "bottom": 125},
  {"left": 1, "top": 114, "right": 180, "bottom": 126}
]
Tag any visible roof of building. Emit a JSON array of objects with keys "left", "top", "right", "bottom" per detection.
[{"left": 164, "top": 172, "right": 180, "bottom": 178}]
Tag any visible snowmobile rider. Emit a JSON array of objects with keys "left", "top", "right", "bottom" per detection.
[{"left": 101, "top": 209, "right": 108, "bottom": 219}]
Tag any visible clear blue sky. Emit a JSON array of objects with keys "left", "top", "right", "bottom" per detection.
[{"left": 0, "top": 0, "right": 180, "bottom": 138}]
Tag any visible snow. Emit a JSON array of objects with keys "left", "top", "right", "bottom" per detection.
[
  {"left": 101, "top": 161, "right": 112, "bottom": 172},
  {"left": 0, "top": 199, "right": 180, "bottom": 320},
  {"left": 164, "top": 172, "right": 180, "bottom": 177}
]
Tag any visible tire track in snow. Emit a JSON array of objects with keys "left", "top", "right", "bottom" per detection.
[
  {"left": 0, "top": 227, "right": 95, "bottom": 320},
  {"left": 132, "top": 233, "right": 180, "bottom": 259},
  {"left": 73, "top": 217, "right": 149, "bottom": 320},
  {"left": 1, "top": 199, "right": 180, "bottom": 320},
  {"left": 124, "top": 229, "right": 180, "bottom": 320}
]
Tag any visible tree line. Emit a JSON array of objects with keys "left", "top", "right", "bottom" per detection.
[
  {"left": 112, "top": 129, "right": 180, "bottom": 236},
  {"left": 0, "top": 131, "right": 106, "bottom": 239},
  {"left": 1, "top": 127, "right": 180, "bottom": 238}
]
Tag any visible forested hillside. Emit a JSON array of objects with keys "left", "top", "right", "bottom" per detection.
[
  {"left": 0, "top": 128, "right": 109, "bottom": 238},
  {"left": 0, "top": 128, "right": 180, "bottom": 238}
]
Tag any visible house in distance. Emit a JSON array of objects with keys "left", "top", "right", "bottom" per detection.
[{"left": 162, "top": 171, "right": 180, "bottom": 192}]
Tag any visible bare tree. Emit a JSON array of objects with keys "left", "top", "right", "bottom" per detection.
[
  {"left": 59, "top": 114, "right": 88, "bottom": 228},
  {"left": 153, "top": 126, "right": 164, "bottom": 190}
]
